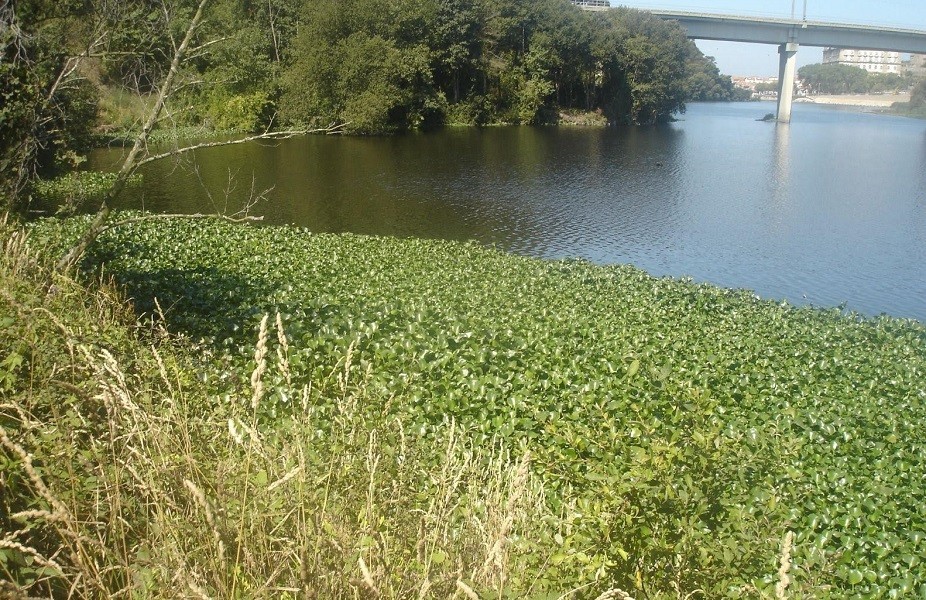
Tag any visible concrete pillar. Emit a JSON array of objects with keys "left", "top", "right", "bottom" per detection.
[{"left": 777, "top": 42, "right": 799, "bottom": 123}]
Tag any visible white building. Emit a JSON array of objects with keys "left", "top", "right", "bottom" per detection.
[
  {"left": 570, "top": 0, "right": 610, "bottom": 9},
  {"left": 822, "top": 48, "right": 902, "bottom": 74}
]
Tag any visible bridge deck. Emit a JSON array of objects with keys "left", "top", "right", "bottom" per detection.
[{"left": 647, "top": 10, "right": 926, "bottom": 52}]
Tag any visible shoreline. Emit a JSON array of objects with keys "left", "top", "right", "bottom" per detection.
[{"left": 796, "top": 92, "right": 910, "bottom": 108}]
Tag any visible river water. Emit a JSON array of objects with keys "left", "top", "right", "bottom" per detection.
[{"left": 90, "top": 102, "right": 926, "bottom": 322}]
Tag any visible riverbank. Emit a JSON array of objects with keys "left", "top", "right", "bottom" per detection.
[
  {"left": 798, "top": 92, "right": 911, "bottom": 108},
  {"left": 0, "top": 218, "right": 551, "bottom": 599},
  {"left": 6, "top": 215, "right": 925, "bottom": 597}
]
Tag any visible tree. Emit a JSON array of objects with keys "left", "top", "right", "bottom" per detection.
[
  {"left": 1, "top": 0, "right": 108, "bottom": 205},
  {"left": 911, "top": 78, "right": 926, "bottom": 108},
  {"left": 605, "top": 8, "right": 689, "bottom": 124},
  {"left": 280, "top": 0, "right": 443, "bottom": 133},
  {"left": 797, "top": 63, "right": 905, "bottom": 95},
  {"left": 430, "top": 0, "right": 482, "bottom": 104},
  {"left": 683, "top": 49, "right": 742, "bottom": 102},
  {"left": 868, "top": 72, "right": 904, "bottom": 94}
]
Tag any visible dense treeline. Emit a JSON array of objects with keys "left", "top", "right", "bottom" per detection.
[
  {"left": 2, "top": 0, "right": 738, "bottom": 201},
  {"left": 798, "top": 62, "right": 908, "bottom": 95},
  {"left": 1, "top": 0, "right": 302, "bottom": 198},
  {"left": 684, "top": 53, "right": 752, "bottom": 103},
  {"left": 278, "top": 0, "right": 733, "bottom": 133}
]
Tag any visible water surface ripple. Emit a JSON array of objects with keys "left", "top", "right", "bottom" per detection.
[{"left": 90, "top": 102, "right": 926, "bottom": 322}]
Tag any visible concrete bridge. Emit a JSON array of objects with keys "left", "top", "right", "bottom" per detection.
[{"left": 630, "top": 10, "right": 926, "bottom": 122}]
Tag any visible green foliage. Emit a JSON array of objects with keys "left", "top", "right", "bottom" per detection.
[
  {"left": 888, "top": 79, "right": 926, "bottom": 119},
  {"left": 204, "top": 90, "right": 274, "bottom": 133},
  {"left": 31, "top": 215, "right": 926, "bottom": 597},
  {"left": 1, "top": 2, "right": 101, "bottom": 205},
  {"left": 910, "top": 78, "right": 926, "bottom": 108},
  {"left": 43, "top": 79, "right": 100, "bottom": 163},
  {"left": 684, "top": 47, "right": 748, "bottom": 102},
  {"left": 445, "top": 95, "right": 492, "bottom": 126},
  {"left": 868, "top": 72, "right": 905, "bottom": 94},
  {"left": 0, "top": 61, "right": 42, "bottom": 196},
  {"left": 281, "top": 0, "right": 445, "bottom": 134},
  {"left": 96, "top": 86, "right": 156, "bottom": 134},
  {"left": 280, "top": 0, "right": 705, "bottom": 132},
  {"left": 98, "top": 1, "right": 173, "bottom": 92},
  {"left": 605, "top": 9, "right": 690, "bottom": 124},
  {"left": 799, "top": 63, "right": 908, "bottom": 95},
  {"left": 799, "top": 63, "right": 869, "bottom": 94},
  {"left": 31, "top": 172, "right": 142, "bottom": 216}
]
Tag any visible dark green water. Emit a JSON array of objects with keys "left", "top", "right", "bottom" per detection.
[{"left": 88, "top": 102, "right": 926, "bottom": 321}]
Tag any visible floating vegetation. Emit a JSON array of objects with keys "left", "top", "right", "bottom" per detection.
[
  {"left": 29, "top": 216, "right": 926, "bottom": 596},
  {"left": 31, "top": 172, "right": 142, "bottom": 215}
]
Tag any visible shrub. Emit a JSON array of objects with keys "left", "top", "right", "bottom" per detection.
[{"left": 208, "top": 91, "right": 274, "bottom": 133}]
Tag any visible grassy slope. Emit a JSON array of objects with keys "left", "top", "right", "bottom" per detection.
[
  {"left": 0, "top": 221, "right": 550, "bottom": 599},
  {"left": 8, "top": 216, "right": 926, "bottom": 597}
]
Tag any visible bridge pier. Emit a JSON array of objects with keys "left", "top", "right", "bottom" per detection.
[
  {"left": 776, "top": 42, "right": 799, "bottom": 123},
  {"left": 643, "top": 10, "right": 926, "bottom": 124}
]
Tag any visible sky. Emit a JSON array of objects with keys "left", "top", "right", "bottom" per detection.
[{"left": 613, "top": 0, "right": 926, "bottom": 76}]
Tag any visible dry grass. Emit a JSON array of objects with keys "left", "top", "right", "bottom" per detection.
[
  {"left": 96, "top": 86, "right": 156, "bottom": 135},
  {"left": 0, "top": 220, "right": 552, "bottom": 599},
  {"left": 775, "top": 531, "right": 794, "bottom": 600}
]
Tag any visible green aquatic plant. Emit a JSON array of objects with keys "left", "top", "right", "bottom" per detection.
[
  {"left": 31, "top": 172, "right": 142, "bottom": 216},
  {"left": 27, "top": 215, "right": 926, "bottom": 597}
]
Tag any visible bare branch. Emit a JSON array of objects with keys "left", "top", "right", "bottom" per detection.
[
  {"left": 189, "top": 36, "right": 229, "bottom": 54},
  {"left": 160, "top": 0, "right": 178, "bottom": 55},
  {"left": 135, "top": 129, "right": 332, "bottom": 168},
  {"left": 240, "top": 174, "right": 275, "bottom": 218},
  {"left": 96, "top": 212, "right": 264, "bottom": 237}
]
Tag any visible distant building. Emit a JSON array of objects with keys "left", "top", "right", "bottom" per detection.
[
  {"left": 732, "top": 76, "right": 781, "bottom": 99},
  {"left": 570, "top": 0, "right": 610, "bottom": 10},
  {"left": 822, "top": 48, "right": 902, "bottom": 74}
]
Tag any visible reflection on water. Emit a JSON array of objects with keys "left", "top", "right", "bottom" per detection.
[
  {"left": 771, "top": 123, "right": 790, "bottom": 206},
  {"left": 81, "top": 102, "right": 926, "bottom": 321}
]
